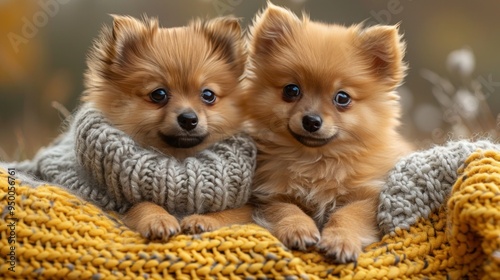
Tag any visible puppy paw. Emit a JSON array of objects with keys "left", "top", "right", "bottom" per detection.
[
  {"left": 273, "top": 217, "right": 320, "bottom": 251},
  {"left": 137, "top": 213, "right": 180, "bottom": 241},
  {"left": 317, "top": 227, "right": 362, "bottom": 263},
  {"left": 180, "top": 214, "right": 222, "bottom": 234}
]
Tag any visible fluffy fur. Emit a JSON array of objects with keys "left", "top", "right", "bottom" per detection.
[
  {"left": 82, "top": 15, "right": 246, "bottom": 240},
  {"left": 244, "top": 4, "right": 413, "bottom": 263}
]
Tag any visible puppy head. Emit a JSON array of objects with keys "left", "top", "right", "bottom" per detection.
[
  {"left": 245, "top": 4, "right": 407, "bottom": 156},
  {"left": 83, "top": 15, "right": 245, "bottom": 158}
]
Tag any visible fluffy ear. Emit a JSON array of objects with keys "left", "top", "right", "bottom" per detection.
[
  {"left": 110, "top": 15, "right": 158, "bottom": 65},
  {"left": 357, "top": 25, "right": 407, "bottom": 87},
  {"left": 194, "top": 16, "right": 245, "bottom": 76},
  {"left": 249, "top": 3, "right": 301, "bottom": 55}
]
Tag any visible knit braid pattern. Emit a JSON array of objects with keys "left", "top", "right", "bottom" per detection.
[
  {"left": 6, "top": 104, "right": 257, "bottom": 215},
  {"left": 378, "top": 139, "right": 500, "bottom": 234}
]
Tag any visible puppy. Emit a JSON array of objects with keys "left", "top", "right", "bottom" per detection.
[
  {"left": 242, "top": 4, "right": 413, "bottom": 263},
  {"left": 82, "top": 15, "right": 246, "bottom": 240}
]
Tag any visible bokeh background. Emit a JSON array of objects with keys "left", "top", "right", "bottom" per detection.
[{"left": 1, "top": 0, "right": 500, "bottom": 160}]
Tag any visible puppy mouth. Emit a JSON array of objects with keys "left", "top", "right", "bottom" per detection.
[
  {"left": 158, "top": 133, "right": 207, "bottom": 149},
  {"left": 288, "top": 127, "right": 336, "bottom": 148}
]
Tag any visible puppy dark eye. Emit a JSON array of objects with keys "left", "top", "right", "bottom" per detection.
[
  {"left": 334, "top": 91, "right": 351, "bottom": 108},
  {"left": 201, "top": 89, "right": 216, "bottom": 104},
  {"left": 283, "top": 84, "right": 301, "bottom": 102},
  {"left": 150, "top": 88, "right": 168, "bottom": 104}
]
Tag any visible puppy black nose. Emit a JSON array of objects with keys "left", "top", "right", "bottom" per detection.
[
  {"left": 302, "top": 115, "right": 322, "bottom": 132},
  {"left": 177, "top": 112, "right": 198, "bottom": 131}
]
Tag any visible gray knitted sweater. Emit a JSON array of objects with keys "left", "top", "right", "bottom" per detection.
[{"left": 9, "top": 105, "right": 257, "bottom": 215}]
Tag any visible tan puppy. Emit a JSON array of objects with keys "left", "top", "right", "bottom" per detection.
[
  {"left": 158, "top": 4, "right": 412, "bottom": 263},
  {"left": 242, "top": 4, "right": 413, "bottom": 263},
  {"left": 82, "top": 15, "right": 246, "bottom": 240}
]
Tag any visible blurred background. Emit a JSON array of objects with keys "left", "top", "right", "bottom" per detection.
[{"left": 1, "top": 0, "right": 500, "bottom": 160}]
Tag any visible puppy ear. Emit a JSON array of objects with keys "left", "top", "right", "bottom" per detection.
[
  {"left": 110, "top": 15, "right": 158, "bottom": 65},
  {"left": 250, "top": 3, "right": 300, "bottom": 55},
  {"left": 195, "top": 17, "right": 245, "bottom": 77},
  {"left": 111, "top": 15, "right": 144, "bottom": 40},
  {"left": 357, "top": 25, "right": 407, "bottom": 88}
]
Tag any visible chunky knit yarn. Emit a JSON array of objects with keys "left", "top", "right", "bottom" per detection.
[
  {"left": 3, "top": 148, "right": 500, "bottom": 279},
  {"left": 8, "top": 104, "right": 257, "bottom": 215},
  {"left": 378, "top": 140, "right": 500, "bottom": 234}
]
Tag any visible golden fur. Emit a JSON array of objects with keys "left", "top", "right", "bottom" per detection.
[
  {"left": 242, "top": 4, "right": 413, "bottom": 263},
  {"left": 83, "top": 15, "right": 246, "bottom": 240}
]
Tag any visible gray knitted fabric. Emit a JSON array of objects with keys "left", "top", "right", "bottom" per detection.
[
  {"left": 7, "top": 104, "right": 257, "bottom": 215},
  {"left": 378, "top": 140, "right": 500, "bottom": 235}
]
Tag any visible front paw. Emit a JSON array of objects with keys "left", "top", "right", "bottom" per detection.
[
  {"left": 273, "top": 217, "right": 320, "bottom": 251},
  {"left": 181, "top": 214, "right": 222, "bottom": 234},
  {"left": 317, "top": 227, "right": 362, "bottom": 263},
  {"left": 137, "top": 213, "right": 180, "bottom": 241}
]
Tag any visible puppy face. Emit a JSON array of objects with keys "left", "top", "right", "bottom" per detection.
[
  {"left": 245, "top": 5, "right": 407, "bottom": 157},
  {"left": 83, "top": 16, "right": 245, "bottom": 158}
]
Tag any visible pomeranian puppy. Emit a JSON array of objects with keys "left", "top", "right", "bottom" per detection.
[
  {"left": 242, "top": 4, "right": 413, "bottom": 262},
  {"left": 82, "top": 15, "right": 246, "bottom": 240}
]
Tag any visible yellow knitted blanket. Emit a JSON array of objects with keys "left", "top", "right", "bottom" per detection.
[{"left": 1, "top": 150, "right": 499, "bottom": 279}]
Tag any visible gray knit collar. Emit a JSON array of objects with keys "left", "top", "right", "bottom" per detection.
[{"left": 29, "top": 104, "right": 257, "bottom": 215}]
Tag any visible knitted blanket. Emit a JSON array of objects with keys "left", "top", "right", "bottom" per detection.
[
  {"left": 1, "top": 142, "right": 499, "bottom": 279},
  {"left": 6, "top": 104, "right": 257, "bottom": 215},
  {"left": 378, "top": 140, "right": 500, "bottom": 234}
]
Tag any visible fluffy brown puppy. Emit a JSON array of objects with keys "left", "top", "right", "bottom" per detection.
[
  {"left": 82, "top": 15, "right": 246, "bottom": 240},
  {"left": 243, "top": 4, "right": 413, "bottom": 263}
]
